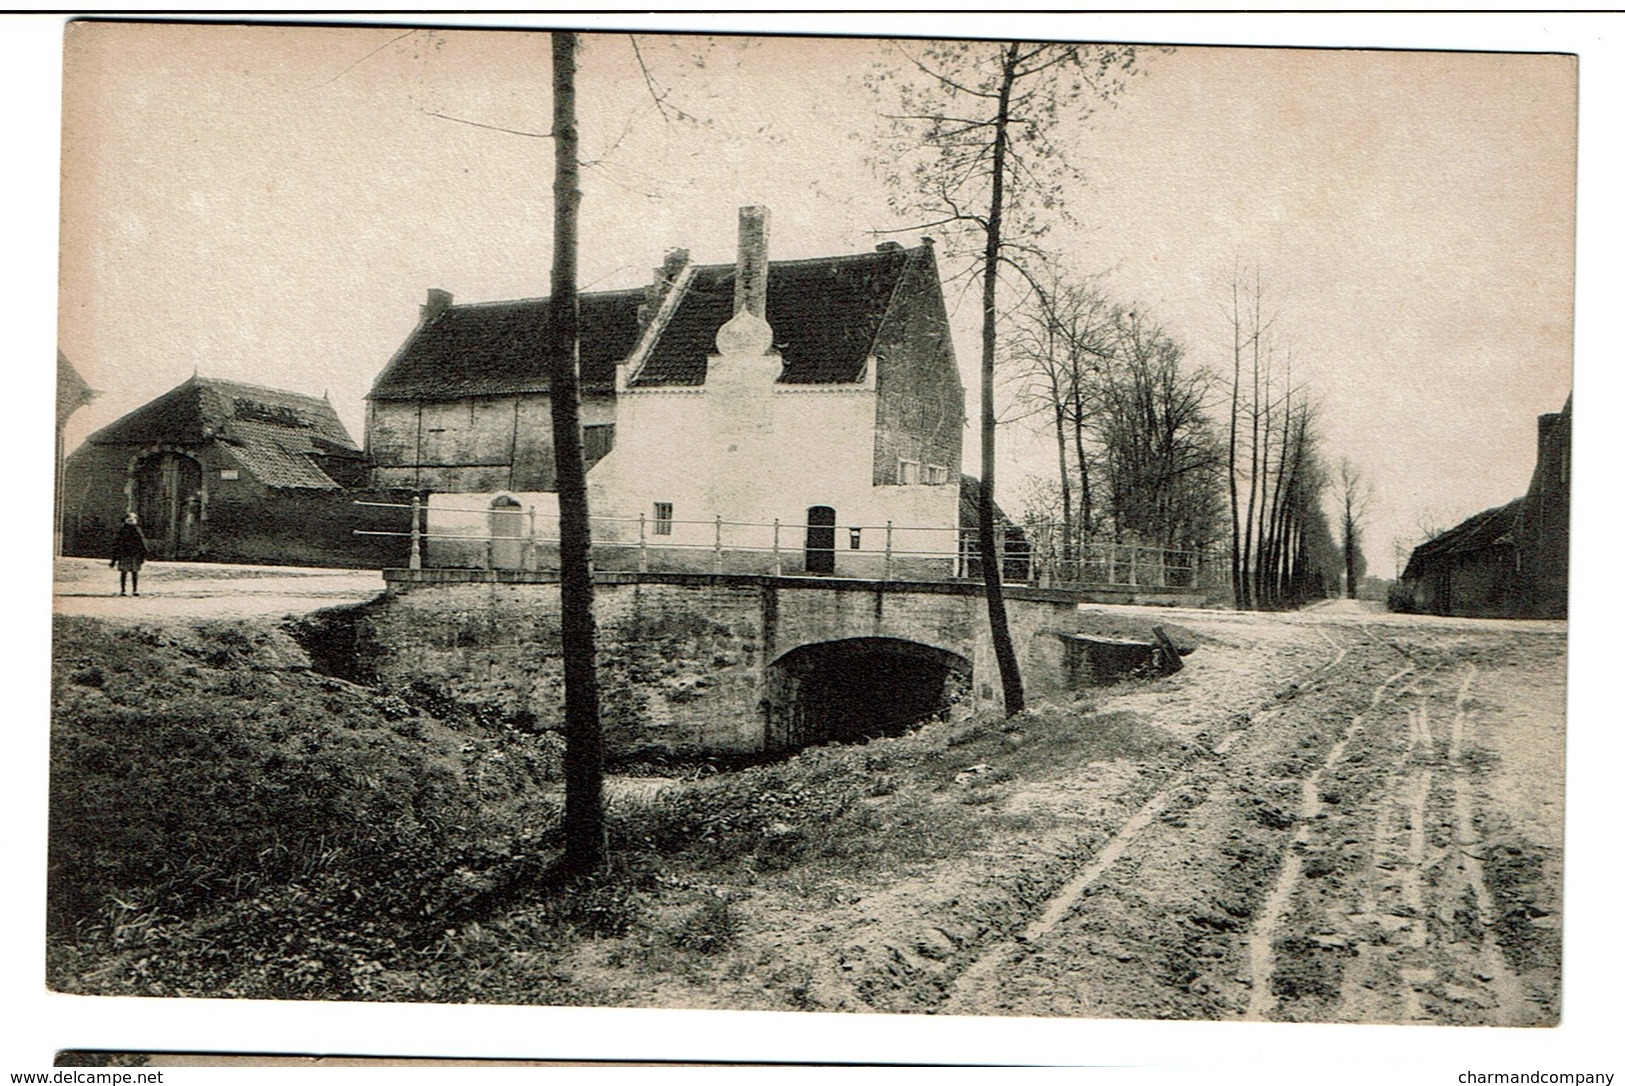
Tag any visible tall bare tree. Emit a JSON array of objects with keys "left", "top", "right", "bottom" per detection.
[
  {"left": 872, "top": 39, "right": 1143, "bottom": 714},
  {"left": 1005, "top": 273, "right": 1115, "bottom": 561},
  {"left": 1336, "top": 458, "right": 1373, "bottom": 600},
  {"left": 548, "top": 31, "right": 605, "bottom": 875},
  {"left": 1090, "top": 304, "right": 1224, "bottom": 551}
]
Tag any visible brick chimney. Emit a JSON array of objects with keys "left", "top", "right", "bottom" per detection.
[
  {"left": 420, "top": 288, "right": 453, "bottom": 324},
  {"left": 640, "top": 248, "right": 690, "bottom": 328},
  {"left": 734, "top": 206, "right": 770, "bottom": 319}
]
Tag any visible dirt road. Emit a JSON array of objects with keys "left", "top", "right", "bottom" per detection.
[
  {"left": 52, "top": 557, "right": 386, "bottom": 620},
  {"left": 929, "top": 600, "right": 1565, "bottom": 1024},
  {"left": 650, "top": 599, "right": 1565, "bottom": 1026}
]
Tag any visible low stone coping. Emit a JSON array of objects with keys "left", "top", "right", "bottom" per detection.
[{"left": 381, "top": 566, "right": 1083, "bottom": 605}]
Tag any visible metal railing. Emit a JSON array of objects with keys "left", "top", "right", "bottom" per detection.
[
  {"left": 355, "top": 498, "right": 1211, "bottom": 589},
  {"left": 1016, "top": 520, "right": 1220, "bottom": 591}
]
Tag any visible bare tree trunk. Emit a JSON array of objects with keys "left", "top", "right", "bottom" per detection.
[
  {"left": 549, "top": 31, "right": 604, "bottom": 875},
  {"left": 1227, "top": 278, "right": 1244, "bottom": 609},
  {"left": 1241, "top": 278, "right": 1262, "bottom": 609},
  {"left": 1052, "top": 390, "right": 1073, "bottom": 564},
  {"left": 980, "top": 43, "right": 1024, "bottom": 717},
  {"left": 1073, "top": 381, "right": 1093, "bottom": 544}
]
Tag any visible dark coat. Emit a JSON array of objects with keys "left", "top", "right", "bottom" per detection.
[{"left": 113, "top": 522, "right": 147, "bottom": 564}]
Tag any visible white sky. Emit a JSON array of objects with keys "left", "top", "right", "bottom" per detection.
[
  {"left": 15, "top": 13, "right": 1625, "bottom": 1076},
  {"left": 57, "top": 20, "right": 1575, "bottom": 574}
]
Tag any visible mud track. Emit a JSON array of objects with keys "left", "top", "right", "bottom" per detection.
[{"left": 932, "top": 612, "right": 1562, "bottom": 1024}]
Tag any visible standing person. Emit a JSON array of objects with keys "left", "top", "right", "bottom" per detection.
[{"left": 110, "top": 512, "right": 146, "bottom": 596}]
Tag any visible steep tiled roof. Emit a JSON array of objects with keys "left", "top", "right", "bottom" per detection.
[
  {"left": 219, "top": 419, "right": 348, "bottom": 489},
  {"left": 1402, "top": 498, "right": 1523, "bottom": 580},
  {"left": 629, "top": 245, "right": 923, "bottom": 388},
  {"left": 958, "top": 474, "right": 1014, "bottom": 530},
  {"left": 84, "top": 376, "right": 360, "bottom": 489},
  {"left": 87, "top": 377, "right": 357, "bottom": 451},
  {"left": 369, "top": 288, "right": 645, "bottom": 401}
]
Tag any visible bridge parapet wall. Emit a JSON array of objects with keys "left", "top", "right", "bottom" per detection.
[{"left": 358, "top": 570, "right": 1085, "bottom": 754}]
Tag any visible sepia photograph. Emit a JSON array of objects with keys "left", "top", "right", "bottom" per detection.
[{"left": 20, "top": 11, "right": 1618, "bottom": 1075}]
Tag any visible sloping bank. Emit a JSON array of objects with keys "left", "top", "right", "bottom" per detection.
[{"left": 50, "top": 605, "right": 1298, "bottom": 1009}]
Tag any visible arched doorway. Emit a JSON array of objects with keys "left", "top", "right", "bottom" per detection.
[
  {"left": 764, "top": 637, "right": 970, "bottom": 751},
  {"left": 804, "top": 505, "right": 835, "bottom": 575},
  {"left": 132, "top": 451, "right": 202, "bottom": 559},
  {"left": 488, "top": 496, "right": 525, "bottom": 570}
]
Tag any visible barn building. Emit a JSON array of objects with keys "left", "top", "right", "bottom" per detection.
[
  {"left": 1397, "top": 395, "right": 1570, "bottom": 618},
  {"left": 367, "top": 207, "right": 966, "bottom": 576},
  {"left": 61, "top": 376, "right": 410, "bottom": 568},
  {"left": 55, "top": 351, "right": 97, "bottom": 556}
]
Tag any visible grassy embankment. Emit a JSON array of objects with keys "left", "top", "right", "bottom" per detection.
[{"left": 50, "top": 613, "right": 1191, "bottom": 1006}]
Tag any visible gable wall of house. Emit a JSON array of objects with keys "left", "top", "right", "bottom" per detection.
[
  {"left": 1516, "top": 403, "right": 1570, "bottom": 617},
  {"left": 871, "top": 251, "right": 963, "bottom": 488},
  {"left": 370, "top": 391, "right": 615, "bottom": 492}
]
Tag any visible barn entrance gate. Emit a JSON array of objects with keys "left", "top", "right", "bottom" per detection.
[{"left": 132, "top": 451, "right": 202, "bottom": 559}]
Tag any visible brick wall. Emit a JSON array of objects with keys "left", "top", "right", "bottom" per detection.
[{"left": 369, "top": 392, "right": 615, "bottom": 492}]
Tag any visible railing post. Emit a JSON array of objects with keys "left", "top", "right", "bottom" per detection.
[
  {"left": 525, "top": 506, "right": 537, "bottom": 571},
  {"left": 1108, "top": 542, "right": 1117, "bottom": 585},
  {"left": 714, "top": 514, "right": 723, "bottom": 574},
  {"left": 1129, "top": 545, "right": 1138, "bottom": 587},
  {"left": 883, "top": 520, "right": 893, "bottom": 581},
  {"left": 408, "top": 494, "right": 422, "bottom": 571},
  {"left": 638, "top": 513, "right": 648, "bottom": 573},
  {"left": 1159, "top": 548, "right": 1168, "bottom": 588},
  {"left": 772, "top": 518, "right": 782, "bottom": 577}
]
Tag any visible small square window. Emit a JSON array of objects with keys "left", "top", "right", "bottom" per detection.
[
  {"left": 653, "top": 502, "right": 673, "bottom": 536},
  {"left": 898, "top": 459, "right": 920, "bottom": 485}
]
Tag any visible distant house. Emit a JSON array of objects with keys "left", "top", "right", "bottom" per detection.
[
  {"left": 1397, "top": 396, "right": 1570, "bottom": 618},
  {"left": 368, "top": 207, "right": 966, "bottom": 576},
  {"left": 958, "top": 474, "right": 1030, "bottom": 583},
  {"left": 55, "top": 351, "right": 97, "bottom": 555},
  {"left": 61, "top": 376, "right": 409, "bottom": 568}
]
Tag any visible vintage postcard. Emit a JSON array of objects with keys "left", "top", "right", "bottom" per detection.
[{"left": 33, "top": 13, "right": 1606, "bottom": 1074}]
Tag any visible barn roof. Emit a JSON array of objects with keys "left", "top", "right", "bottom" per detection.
[
  {"left": 1401, "top": 498, "right": 1524, "bottom": 580},
  {"left": 628, "top": 244, "right": 928, "bottom": 388},
  {"left": 84, "top": 376, "right": 360, "bottom": 489},
  {"left": 369, "top": 288, "right": 646, "bottom": 401}
]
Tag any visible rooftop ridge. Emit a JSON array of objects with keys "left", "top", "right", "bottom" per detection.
[
  {"left": 685, "top": 244, "right": 924, "bottom": 277},
  {"left": 437, "top": 285, "right": 648, "bottom": 311}
]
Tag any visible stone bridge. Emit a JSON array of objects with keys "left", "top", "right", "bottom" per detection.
[{"left": 348, "top": 569, "right": 1086, "bottom": 754}]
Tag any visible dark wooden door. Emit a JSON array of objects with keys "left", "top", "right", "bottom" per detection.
[
  {"left": 805, "top": 505, "right": 835, "bottom": 575},
  {"left": 134, "top": 452, "right": 202, "bottom": 559}
]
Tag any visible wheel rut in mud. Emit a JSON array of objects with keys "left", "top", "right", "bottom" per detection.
[{"left": 939, "top": 621, "right": 1561, "bottom": 1025}]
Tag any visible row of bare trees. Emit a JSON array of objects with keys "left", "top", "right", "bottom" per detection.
[
  {"left": 1223, "top": 272, "right": 1343, "bottom": 609},
  {"left": 1003, "top": 265, "right": 1350, "bottom": 611},
  {"left": 1006, "top": 277, "right": 1225, "bottom": 560}
]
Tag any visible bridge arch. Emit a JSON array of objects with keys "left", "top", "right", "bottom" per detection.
[{"left": 763, "top": 636, "right": 970, "bottom": 751}]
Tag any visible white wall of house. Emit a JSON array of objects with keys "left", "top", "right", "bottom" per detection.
[
  {"left": 420, "top": 309, "right": 960, "bottom": 576},
  {"left": 586, "top": 312, "right": 960, "bottom": 577}
]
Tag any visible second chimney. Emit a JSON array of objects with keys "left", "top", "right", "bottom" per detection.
[
  {"left": 421, "top": 288, "right": 453, "bottom": 324},
  {"left": 734, "top": 206, "right": 770, "bottom": 320}
]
